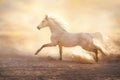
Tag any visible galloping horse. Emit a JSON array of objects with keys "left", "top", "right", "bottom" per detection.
[{"left": 35, "top": 15, "right": 106, "bottom": 62}]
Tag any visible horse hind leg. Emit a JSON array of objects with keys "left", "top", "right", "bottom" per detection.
[
  {"left": 93, "top": 45, "right": 106, "bottom": 63},
  {"left": 94, "top": 49, "right": 98, "bottom": 63}
]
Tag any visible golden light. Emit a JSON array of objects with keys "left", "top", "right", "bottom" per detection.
[
  {"left": 0, "top": 0, "right": 120, "bottom": 62},
  {"left": 71, "top": 47, "right": 93, "bottom": 60}
]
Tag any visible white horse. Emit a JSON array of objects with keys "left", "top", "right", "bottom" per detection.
[{"left": 35, "top": 15, "right": 106, "bottom": 62}]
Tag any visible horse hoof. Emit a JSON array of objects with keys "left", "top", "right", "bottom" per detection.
[
  {"left": 95, "top": 59, "right": 99, "bottom": 63},
  {"left": 35, "top": 53, "right": 38, "bottom": 55},
  {"left": 60, "top": 58, "right": 62, "bottom": 61}
]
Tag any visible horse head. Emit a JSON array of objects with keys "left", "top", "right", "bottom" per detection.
[{"left": 37, "top": 15, "right": 49, "bottom": 30}]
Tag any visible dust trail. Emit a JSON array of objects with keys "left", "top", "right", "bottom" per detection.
[
  {"left": 92, "top": 32, "right": 120, "bottom": 55},
  {"left": 0, "top": 0, "right": 120, "bottom": 63}
]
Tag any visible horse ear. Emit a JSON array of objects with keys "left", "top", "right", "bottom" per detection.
[{"left": 45, "top": 15, "right": 48, "bottom": 20}]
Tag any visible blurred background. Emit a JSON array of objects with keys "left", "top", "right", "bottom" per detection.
[{"left": 0, "top": 0, "right": 120, "bottom": 62}]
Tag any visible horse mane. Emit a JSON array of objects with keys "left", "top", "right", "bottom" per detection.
[{"left": 48, "top": 15, "right": 69, "bottom": 31}]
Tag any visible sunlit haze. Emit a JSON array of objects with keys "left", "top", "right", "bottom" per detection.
[{"left": 0, "top": 0, "right": 120, "bottom": 61}]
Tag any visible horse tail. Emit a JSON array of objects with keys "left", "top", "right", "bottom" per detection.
[
  {"left": 91, "top": 32, "right": 107, "bottom": 55},
  {"left": 94, "top": 43, "right": 106, "bottom": 56},
  {"left": 91, "top": 32, "right": 104, "bottom": 42},
  {"left": 98, "top": 47, "right": 106, "bottom": 56},
  {"left": 94, "top": 43, "right": 106, "bottom": 57}
]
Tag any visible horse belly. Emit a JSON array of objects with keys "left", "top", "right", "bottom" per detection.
[{"left": 59, "top": 35, "right": 79, "bottom": 47}]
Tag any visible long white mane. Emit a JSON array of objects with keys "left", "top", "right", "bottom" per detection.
[{"left": 47, "top": 15, "right": 69, "bottom": 31}]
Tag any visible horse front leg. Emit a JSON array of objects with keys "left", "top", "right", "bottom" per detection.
[
  {"left": 58, "top": 45, "right": 62, "bottom": 61},
  {"left": 35, "top": 43, "right": 57, "bottom": 55}
]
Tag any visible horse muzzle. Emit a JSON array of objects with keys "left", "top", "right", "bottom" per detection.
[{"left": 37, "top": 26, "right": 40, "bottom": 30}]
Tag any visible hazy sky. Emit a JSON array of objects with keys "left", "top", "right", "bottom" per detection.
[
  {"left": 0, "top": 0, "right": 120, "bottom": 33},
  {"left": 0, "top": 0, "right": 120, "bottom": 57}
]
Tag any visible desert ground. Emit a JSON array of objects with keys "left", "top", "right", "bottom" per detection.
[
  {"left": 0, "top": 34, "right": 120, "bottom": 80},
  {"left": 0, "top": 55, "right": 120, "bottom": 80},
  {"left": 0, "top": 0, "right": 120, "bottom": 80}
]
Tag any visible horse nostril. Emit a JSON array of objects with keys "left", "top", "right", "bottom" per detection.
[{"left": 37, "top": 26, "right": 40, "bottom": 30}]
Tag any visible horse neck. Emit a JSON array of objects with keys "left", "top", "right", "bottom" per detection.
[{"left": 48, "top": 19, "right": 66, "bottom": 34}]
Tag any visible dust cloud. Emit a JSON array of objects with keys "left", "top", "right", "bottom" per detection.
[{"left": 0, "top": 0, "right": 120, "bottom": 62}]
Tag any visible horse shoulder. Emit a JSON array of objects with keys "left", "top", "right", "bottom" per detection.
[{"left": 50, "top": 32, "right": 63, "bottom": 44}]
